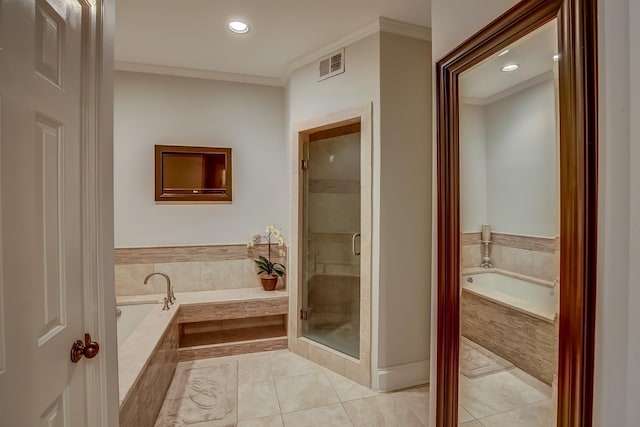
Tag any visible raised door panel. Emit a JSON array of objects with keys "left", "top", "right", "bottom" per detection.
[{"left": 0, "top": 0, "right": 91, "bottom": 424}]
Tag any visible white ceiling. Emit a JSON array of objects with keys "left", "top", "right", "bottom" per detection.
[
  {"left": 460, "top": 20, "right": 558, "bottom": 102},
  {"left": 115, "top": 0, "right": 431, "bottom": 81}
]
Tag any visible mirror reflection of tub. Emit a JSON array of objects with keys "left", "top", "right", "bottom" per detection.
[
  {"left": 462, "top": 271, "right": 557, "bottom": 321},
  {"left": 461, "top": 271, "right": 558, "bottom": 385},
  {"left": 458, "top": 18, "right": 560, "bottom": 425}
]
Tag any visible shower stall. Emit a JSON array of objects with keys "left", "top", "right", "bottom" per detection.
[{"left": 300, "top": 123, "right": 361, "bottom": 359}]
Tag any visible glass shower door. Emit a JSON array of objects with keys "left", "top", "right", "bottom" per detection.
[{"left": 301, "top": 126, "right": 361, "bottom": 358}]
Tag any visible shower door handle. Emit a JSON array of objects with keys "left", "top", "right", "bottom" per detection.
[{"left": 352, "top": 233, "right": 361, "bottom": 256}]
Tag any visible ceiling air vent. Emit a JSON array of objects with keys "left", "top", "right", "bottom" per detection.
[{"left": 318, "top": 48, "right": 345, "bottom": 81}]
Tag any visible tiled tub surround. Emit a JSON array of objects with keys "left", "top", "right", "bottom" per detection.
[
  {"left": 115, "top": 244, "right": 287, "bottom": 296},
  {"left": 119, "top": 309, "right": 179, "bottom": 427},
  {"left": 462, "top": 271, "right": 557, "bottom": 321},
  {"left": 461, "top": 278, "right": 558, "bottom": 385},
  {"left": 461, "top": 232, "right": 559, "bottom": 283},
  {"left": 116, "top": 303, "right": 156, "bottom": 347},
  {"left": 117, "top": 288, "right": 288, "bottom": 427}
]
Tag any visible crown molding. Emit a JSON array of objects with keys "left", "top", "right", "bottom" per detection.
[
  {"left": 114, "top": 61, "right": 284, "bottom": 87},
  {"left": 379, "top": 17, "right": 432, "bottom": 41},
  {"left": 461, "top": 71, "right": 554, "bottom": 106},
  {"left": 280, "top": 17, "right": 431, "bottom": 84},
  {"left": 115, "top": 17, "right": 432, "bottom": 88},
  {"left": 280, "top": 19, "right": 381, "bottom": 84}
]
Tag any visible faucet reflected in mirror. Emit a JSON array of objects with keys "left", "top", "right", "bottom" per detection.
[{"left": 144, "top": 271, "right": 176, "bottom": 310}]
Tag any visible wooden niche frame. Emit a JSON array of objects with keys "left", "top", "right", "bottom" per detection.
[
  {"left": 155, "top": 145, "right": 233, "bottom": 203},
  {"left": 435, "top": 0, "right": 598, "bottom": 426}
]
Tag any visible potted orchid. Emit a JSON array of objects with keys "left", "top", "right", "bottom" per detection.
[{"left": 247, "top": 225, "right": 287, "bottom": 291}]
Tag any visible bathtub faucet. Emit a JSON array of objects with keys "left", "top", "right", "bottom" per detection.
[{"left": 143, "top": 272, "right": 175, "bottom": 309}]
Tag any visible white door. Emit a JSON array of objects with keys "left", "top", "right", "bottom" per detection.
[{"left": 0, "top": 0, "right": 113, "bottom": 425}]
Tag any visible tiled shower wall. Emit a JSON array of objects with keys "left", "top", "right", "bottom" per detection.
[
  {"left": 461, "top": 232, "right": 559, "bottom": 283},
  {"left": 306, "top": 133, "right": 361, "bottom": 277},
  {"left": 307, "top": 274, "right": 360, "bottom": 331},
  {"left": 114, "top": 245, "right": 286, "bottom": 296}
]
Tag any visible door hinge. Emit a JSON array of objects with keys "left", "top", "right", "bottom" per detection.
[
  {"left": 300, "top": 309, "right": 308, "bottom": 320},
  {"left": 301, "top": 159, "right": 309, "bottom": 170}
]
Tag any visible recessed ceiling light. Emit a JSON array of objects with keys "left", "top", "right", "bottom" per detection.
[
  {"left": 501, "top": 64, "right": 519, "bottom": 72},
  {"left": 497, "top": 49, "right": 510, "bottom": 57},
  {"left": 228, "top": 21, "right": 250, "bottom": 34},
  {"left": 553, "top": 54, "right": 560, "bottom": 62}
]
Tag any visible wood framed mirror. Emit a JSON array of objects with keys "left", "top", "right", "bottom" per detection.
[{"left": 435, "top": 0, "right": 597, "bottom": 426}]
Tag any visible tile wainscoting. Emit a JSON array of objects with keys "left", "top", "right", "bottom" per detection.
[
  {"left": 115, "top": 244, "right": 287, "bottom": 296},
  {"left": 462, "top": 232, "right": 559, "bottom": 283}
]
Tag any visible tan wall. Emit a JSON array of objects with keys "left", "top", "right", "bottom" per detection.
[
  {"left": 115, "top": 244, "right": 287, "bottom": 296},
  {"left": 462, "top": 232, "right": 559, "bottom": 283}
]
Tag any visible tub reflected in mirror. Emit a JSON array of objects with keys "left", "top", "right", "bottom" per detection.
[{"left": 458, "top": 18, "right": 560, "bottom": 425}]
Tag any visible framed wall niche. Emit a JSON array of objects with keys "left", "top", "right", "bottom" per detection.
[{"left": 155, "top": 145, "right": 232, "bottom": 203}]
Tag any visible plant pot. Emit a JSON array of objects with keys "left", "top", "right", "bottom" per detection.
[{"left": 260, "top": 275, "right": 278, "bottom": 291}]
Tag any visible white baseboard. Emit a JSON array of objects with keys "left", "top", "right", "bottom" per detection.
[{"left": 375, "top": 360, "right": 430, "bottom": 392}]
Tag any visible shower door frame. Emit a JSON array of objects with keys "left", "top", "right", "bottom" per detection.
[{"left": 289, "top": 104, "right": 373, "bottom": 387}]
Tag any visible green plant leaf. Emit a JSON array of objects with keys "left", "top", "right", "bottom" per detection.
[{"left": 254, "top": 260, "right": 270, "bottom": 273}]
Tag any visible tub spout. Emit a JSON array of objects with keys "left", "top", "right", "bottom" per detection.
[{"left": 143, "top": 272, "right": 175, "bottom": 307}]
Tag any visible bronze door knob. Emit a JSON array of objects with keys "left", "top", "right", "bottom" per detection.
[{"left": 70, "top": 333, "right": 100, "bottom": 363}]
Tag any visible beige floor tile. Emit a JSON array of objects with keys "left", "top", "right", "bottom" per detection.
[
  {"left": 509, "top": 369, "right": 553, "bottom": 398},
  {"left": 324, "top": 369, "right": 378, "bottom": 402},
  {"left": 392, "top": 384, "right": 430, "bottom": 425},
  {"left": 282, "top": 404, "right": 354, "bottom": 427},
  {"left": 394, "top": 394, "right": 429, "bottom": 426},
  {"left": 392, "top": 384, "right": 429, "bottom": 399},
  {"left": 459, "top": 370, "right": 549, "bottom": 419},
  {"left": 460, "top": 421, "right": 484, "bottom": 427},
  {"left": 275, "top": 373, "right": 340, "bottom": 413},
  {"left": 459, "top": 405, "right": 475, "bottom": 423},
  {"left": 238, "top": 381, "right": 281, "bottom": 422},
  {"left": 239, "top": 355, "right": 273, "bottom": 384},
  {"left": 237, "top": 414, "right": 284, "bottom": 427},
  {"left": 478, "top": 399, "right": 554, "bottom": 427},
  {"left": 342, "top": 395, "right": 423, "bottom": 427},
  {"left": 270, "top": 350, "right": 324, "bottom": 378}
]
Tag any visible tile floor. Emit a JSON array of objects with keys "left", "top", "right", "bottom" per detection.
[{"left": 155, "top": 347, "right": 554, "bottom": 426}]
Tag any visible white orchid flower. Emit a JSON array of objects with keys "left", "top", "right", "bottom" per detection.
[
  {"left": 265, "top": 225, "right": 275, "bottom": 234},
  {"left": 246, "top": 240, "right": 255, "bottom": 248},
  {"left": 272, "top": 228, "right": 281, "bottom": 238},
  {"left": 278, "top": 249, "right": 286, "bottom": 257},
  {"left": 277, "top": 237, "right": 285, "bottom": 246}
]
